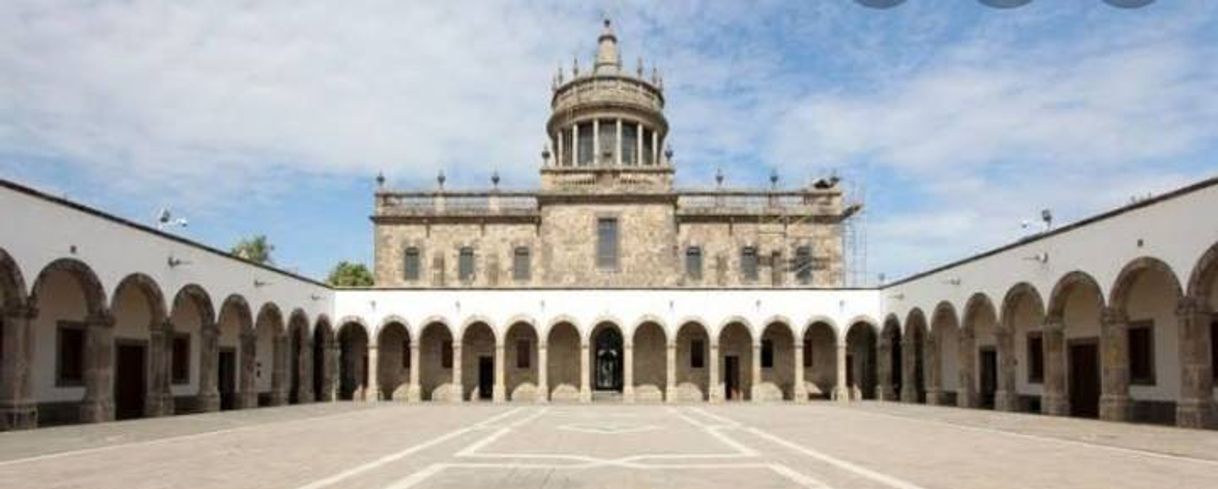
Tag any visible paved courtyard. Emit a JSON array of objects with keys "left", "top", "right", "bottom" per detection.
[{"left": 1, "top": 402, "right": 1216, "bottom": 489}]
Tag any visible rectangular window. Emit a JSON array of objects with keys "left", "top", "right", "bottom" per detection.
[
  {"left": 1027, "top": 333, "right": 1044, "bottom": 384},
  {"left": 402, "top": 339, "right": 411, "bottom": 369},
  {"left": 516, "top": 340, "right": 531, "bottom": 369},
  {"left": 458, "top": 247, "right": 475, "bottom": 282},
  {"left": 597, "top": 218, "right": 619, "bottom": 269},
  {"left": 691, "top": 339, "right": 705, "bottom": 369},
  {"left": 577, "top": 122, "right": 595, "bottom": 166},
  {"left": 685, "top": 246, "right": 703, "bottom": 281},
  {"left": 642, "top": 128, "right": 654, "bottom": 165},
  {"left": 741, "top": 247, "right": 759, "bottom": 282},
  {"left": 57, "top": 322, "right": 85, "bottom": 386},
  {"left": 803, "top": 338, "right": 813, "bottom": 367},
  {"left": 1128, "top": 321, "right": 1155, "bottom": 385},
  {"left": 404, "top": 247, "right": 421, "bottom": 281},
  {"left": 441, "top": 340, "right": 453, "bottom": 369},
  {"left": 561, "top": 128, "right": 574, "bottom": 166},
  {"left": 171, "top": 333, "right": 191, "bottom": 384},
  {"left": 761, "top": 339, "right": 774, "bottom": 368},
  {"left": 598, "top": 119, "right": 616, "bottom": 164},
  {"left": 621, "top": 123, "right": 638, "bottom": 165},
  {"left": 794, "top": 246, "right": 813, "bottom": 285},
  {"left": 512, "top": 247, "right": 531, "bottom": 282}
]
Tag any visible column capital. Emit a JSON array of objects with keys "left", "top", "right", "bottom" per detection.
[
  {"left": 1176, "top": 295, "right": 1211, "bottom": 318},
  {"left": 1100, "top": 306, "right": 1128, "bottom": 327},
  {"left": 2, "top": 298, "right": 37, "bottom": 319},
  {"left": 1043, "top": 315, "right": 1065, "bottom": 332},
  {"left": 85, "top": 311, "right": 115, "bottom": 328},
  {"left": 200, "top": 321, "right": 220, "bottom": 336}
]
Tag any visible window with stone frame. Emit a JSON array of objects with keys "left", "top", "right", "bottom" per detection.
[
  {"left": 402, "top": 339, "right": 411, "bottom": 369},
  {"left": 761, "top": 339, "right": 774, "bottom": 368},
  {"left": 512, "top": 247, "right": 531, "bottom": 282},
  {"left": 57, "top": 321, "right": 86, "bottom": 386},
  {"left": 741, "top": 247, "right": 759, "bottom": 282},
  {"left": 458, "top": 247, "right": 476, "bottom": 282},
  {"left": 1026, "top": 332, "right": 1044, "bottom": 384},
  {"left": 403, "top": 247, "right": 422, "bottom": 281},
  {"left": 794, "top": 245, "right": 813, "bottom": 285},
  {"left": 516, "top": 340, "right": 530, "bottom": 369},
  {"left": 803, "top": 338, "right": 813, "bottom": 367},
  {"left": 621, "top": 123, "right": 638, "bottom": 166},
  {"left": 171, "top": 333, "right": 190, "bottom": 384},
  {"left": 561, "top": 128, "right": 574, "bottom": 166},
  {"left": 690, "top": 339, "right": 705, "bottom": 368},
  {"left": 1128, "top": 321, "right": 1155, "bottom": 385},
  {"left": 596, "top": 218, "right": 619, "bottom": 269},
  {"left": 441, "top": 340, "right": 453, "bottom": 369},
  {"left": 597, "top": 119, "right": 616, "bottom": 164},
  {"left": 641, "top": 128, "right": 655, "bottom": 166},
  {"left": 576, "top": 122, "right": 594, "bottom": 166},
  {"left": 685, "top": 246, "right": 703, "bottom": 281}
]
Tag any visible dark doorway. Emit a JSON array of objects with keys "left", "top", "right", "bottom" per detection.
[
  {"left": 218, "top": 348, "right": 236, "bottom": 410},
  {"left": 1069, "top": 341, "right": 1100, "bottom": 418},
  {"left": 890, "top": 331, "right": 903, "bottom": 396},
  {"left": 725, "top": 355, "right": 741, "bottom": 401},
  {"left": 289, "top": 331, "right": 301, "bottom": 404},
  {"left": 313, "top": 329, "right": 327, "bottom": 402},
  {"left": 979, "top": 348, "right": 997, "bottom": 409},
  {"left": 478, "top": 356, "right": 493, "bottom": 400},
  {"left": 593, "top": 328, "right": 623, "bottom": 391},
  {"left": 114, "top": 342, "right": 147, "bottom": 420},
  {"left": 846, "top": 353, "right": 855, "bottom": 386}
]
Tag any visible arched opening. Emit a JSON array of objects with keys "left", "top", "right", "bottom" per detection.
[
  {"left": 30, "top": 259, "right": 108, "bottom": 425},
  {"left": 337, "top": 320, "right": 369, "bottom": 401},
  {"left": 880, "top": 316, "right": 902, "bottom": 401},
  {"left": 461, "top": 321, "right": 496, "bottom": 401},
  {"left": 504, "top": 321, "right": 538, "bottom": 402},
  {"left": 217, "top": 296, "right": 251, "bottom": 410},
  {"left": 0, "top": 248, "right": 34, "bottom": 430},
  {"left": 418, "top": 321, "right": 452, "bottom": 401},
  {"left": 1110, "top": 258, "right": 1184, "bottom": 426},
  {"left": 674, "top": 321, "right": 710, "bottom": 402},
  {"left": 377, "top": 320, "right": 410, "bottom": 400},
  {"left": 964, "top": 295, "right": 998, "bottom": 409},
  {"left": 903, "top": 310, "right": 928, "bottom": 404},
  {"left": 590, "top": 322, "right": 624, "bottom": 398},
  {"left": 110, "top": 274, "right": 167, "bottom": 420},
  {"left": 287, "top": 310, "right": 310, "bottom": 404},
  {"left": 170, "top": 285, "right": 213, "bottom": 414},
  {"left": 931, "top": 303, "right": 960, "bottom": 406},
  {"left": 546, "top": 321, "right": 580, "bottom": 402},
  {"left": 631, "top": 321, "right": 666, "bottom": 402},
  {"left": 255, "top": 304, "right": 285, "bottom": 406},
  {"left": 1048, "top": 272, "right": 1105, "bottom": 419},
  {"left": 718, "top": 320, "right": 753, "bottom": 401},
  {"left": 1186, "top": 242, "right": 1218, "bottom": 429},
  {"left": 757, "top": 321, "right": 793, "bottom": 401},
  {"left": 1002, "top": 284, "right": 1046, "bottom": 414},
  {"left": 846, "top": 320, "right": 878, "bottom": 401},
  {"left": 312, "top": 317, "right": 334, "bottom": 402}
]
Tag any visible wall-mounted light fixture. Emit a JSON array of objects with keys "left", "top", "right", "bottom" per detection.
[
  {"left": 167, "top": 254, "right": 191, "bottom": 268},
  {"left": 254, "top": 279, "right": 270, "bottom": 288},
  {"left": 942, "top": 277, "right": 961, "bottom": 286},
  {"left": 1023, "top": 252, "right": 1049, "bottom": 264}
]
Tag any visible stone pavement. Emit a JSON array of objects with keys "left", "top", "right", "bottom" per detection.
[{"left": 0, "top": 402, "right": 1216, "bottom": 489}]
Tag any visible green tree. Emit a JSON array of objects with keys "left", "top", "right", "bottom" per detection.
[
  {"left": 327, "top": 261, "right": 374, "bottom": 287},
  {"left": 231, "top": 235, "right": 274, "bottom": 264}
]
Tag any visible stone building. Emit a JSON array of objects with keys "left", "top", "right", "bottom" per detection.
[{"left": 373, "top": 20, "right": 858, "bottom": 289}]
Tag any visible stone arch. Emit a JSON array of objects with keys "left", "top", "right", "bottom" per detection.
[
  {"left": 1184, "top": 241, "right": 1218, "bottom": 429},
  {"left": 1187, "top": 241, "right": 1218, "bottom": 307},
  {"left": 418, "top": 319, "right": 454, "bottom": 402},
  {"left": 1000, "top": 283, "right": 1047, "bottom": 413},
  {"left": 337, "top": 319, "right": 370, "bottom": 401},
  {"left": 1047, "top": 271, "right": 1107, "bottom": 321},
  {"left": 503, "top": 319, "right": 539, "bottom": 402},
  {"left": 631, "top": 319, "right": 667, "bottom": 402},
  {"left": 287, "top": 309, "right": 311, "bottom": 404},
  {"left": 376, "top": 319, "right": 410, "bottom": 400},
  {"left": 110, "top": 273, "right": 168, "bottom": 328},
  {"left": 0, "top": 247, "right": 27, "bottom": 309},
  {"left": 378, "top": 315, "right": 410, "bottom": 339},
  {"left": 1107, "top": 256, "right": 1186, "bottom": 425},
  {"left": 312, "top": 315, "right": 335, "bottom": 402},
  {"left": 460, "top": 320, "right": 496, "bottom": 401},
  {"left": 845, "top": 319, "right": 878, "bottom": 400},
  {"left": 545, "top": 320, "right": 580, "bottom": 402},
  {"left": 589, "top": 320, "right": 625, "bottom": 396},
  {"left": 845, "top": 315, "right": 880, "bottom": 336},
  {"left": 962, "top": 293, "right": 999, "bottom": 409},
  {"left": 169, "top": 284, "right": 214, "bottom": 413},
  {"left": 1109, "top": 257, "right": 1184, "bottom": 315},
  {"left": 632, "top": 314, "right": 667, "bottom": 341},
  {"left": 0, "top": 248, "right": 31, "bottom": 428},
  {"left": 931, "top": 301, "right": 961, "bottom": 403},
  {"left": 902, "top": 308, "right": 929, "bottom": 404},
  {"left": 673, "top": 320, "right": 711, "bottom": 402},
  {"left": 715, "top": 315, "right": 752, "bottom": 342},
  {"left": 253, "top": 303, "right": 286, "bottom": 406},
  {"left": 459, "top": 315, "right": 497, "bottom": 346},
  {"left": 29, "top": 258, "right": 111, "bottom": 424},
  {"left": 878, "top": 314, "right": 903, "bottom": 401},
  {"left": 217, "top": 294, "right": 252, "bottom": 410},
  {"left": 29, "top": 258, "right": 107, "bottom": 316},
  {"left": 110, "top": 273, "right": 170, "bottom": 419},
  {"left": 718, "top": 318, "right": 753, "bottom": 401},
  {"left": 758, "top": 319, "right": 795, "bottom": 401},
  {"left": 544, "top": 314, "right": 579, "bottom": 344},
  {"left": 1045, "top": 271, "right": 1106, "bottom": 418},
  {"left": 588, "top": 315, "right": 625, "bottom": 343}
]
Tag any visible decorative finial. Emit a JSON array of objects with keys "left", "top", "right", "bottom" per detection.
[
  {"left": 573, "top": 57, "right": 580, "bottom": 76},
  {"left": 375, "top": 171, "right": 385, "bottom": 188},
  {"left": 541, "top": 143, "right": 551, "bottom": 165},
  {"left": 664, "top": 145, "right": 674, "bottom": 163},
  {"left": 637, "top": 57, "right": 644, "bottom": 77},
  {"left": 437, "top": 169, "right": 446, "bottom": 189},
  {"left": 715, "top": 167, "right": 725, "bottom": 188},
  {"left": 770, "top": 168, "right": 779, "bottom": 188},
  {"left": 491, "top": 169, "right": 500, "bottom": 188},
  {"left": 557, "top": 63, "right": 564, "bottom": 84}
]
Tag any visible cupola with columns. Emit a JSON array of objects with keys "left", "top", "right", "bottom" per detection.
[{"left": 542, "top": 19, "right": 672, "bottom": 192}]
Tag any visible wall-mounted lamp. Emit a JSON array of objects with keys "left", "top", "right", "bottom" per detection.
[
  {"left": 167, "top": 254, "right": 191, "bottom": 268},
  {"left": 943, "top": 278, "right": 961, "bottom": 286},
  {"left": 1023, "top": 252, "right": 1049, "bottom": 264},
  {"left": 254, "top": 279, "right": 270, "bottom": 288},
  {"left": 310, "top": 294, "right": 321, "bottom": 302},
  {"left": 889, "top": 293, "right": 905, "bottom": 301}
]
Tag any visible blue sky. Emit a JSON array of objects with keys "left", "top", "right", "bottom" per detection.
[{"left": 2, "top": 0, "right": 1216, "bottom": 284}]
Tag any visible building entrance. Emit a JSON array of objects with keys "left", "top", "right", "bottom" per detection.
[
  {"left": 1069, "top": 341, "right": 1100, "bottom": 418},
  {"left": 725, "top": 355, "right": 741, "bottom": 400},
  {"left": 593, "top": 328, "right": 623, "bottom": 391},
  {"left": 218, "top": 348, "right": 236, "bottom": 410},
  {"left": 478, "top": 356, "right": 493, "bottom": 400},
  {"left": 979, "top": 348, "right": 997, "bottom": 409},
  {"left": 114, "top": 342, "right": 146, "bottom": 420}
]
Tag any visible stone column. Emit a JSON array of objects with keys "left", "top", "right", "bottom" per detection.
[
  {"left": 493, "top": 342, "right": 506, "bottom": 403},
  {"left": 708, "top": 342, "right": 722, "bottom": 403},
  {"left": 0, "top": 303, "right": 38, "bottom": 430},
  {"left": 750, "top": 342, "right": 762, "bottom": 402},
  {"left": 957, "top": 326, "right": 978, "bottom": 408},
  {"left": 270, "top": 333, "right": 288, "bottom": 406},
  {"left": 1099, "top": 307, "right": 1131, "bottom": 422},
  {"left": 592, "top": 119, "right": 600, "bottom": 165},
  {"left": 407, "top": 342, "right": 421, "bottom": 402},
  {"left": 900, "top": 334, "right": 918, "bottom": 403},
  {"left": 238, "top": 331, "right": 257, "bottom": 408},
  {"left": 451, "top": 342, "right": 463, "bottom": 403},
  {"left": 79, "top": 312, "right": 115, "bottom": 423},
  {"left": 326, "top": 342, "right": 339, "bottom": 402},
  {"left": 793, "top": 342, "right": 807, "bottom": 403},
  {"left": 635, "top": 122, "right": 644, "bottom": 166},
  {"left": 664, "top": 342, "right": 677, "bottom": 403},
  {"left": 536, "top": 341, "right": 549, "bottom": 404},
  {"left": 994, "top": 326, "right": 1019, "bottom": 412},
  {"left": 296, "top": 335, "right": 314, "bottom": 404},
  {"left": 145, "top": 320, "right": 173, "bottom": 417},
  {"left": 1041, "top": 318, "right": 1069, "bottom": 416},
  {"left": 1175, "top": 297, "right": 1215, "bottom": 429},
  {"left": 366, "top": 344, "right": 379, "bottom": 402},
  {"left": 925, "top": 332, "right": 942, "bottom": 406},
  {"left": 615, "top": 119, "right": 623, "bottom": 166},
  {"left": 876, "top": 336, "right": 895, "bottom": 401},
  {"left": 196, "top": 321, "right": 220, "bottom": 412},
  {"left": 834, "top": 341, "right": 849, "bottom": 402},
  {"left": 572, "top": 124, "right": 580, "bottom": 165},
  {"left": 579, "top": 339, "right": 591, "bottom": 403},
  {"left": 623, "top": 341, "right": 635, "bottom": 403}
]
